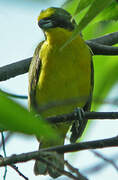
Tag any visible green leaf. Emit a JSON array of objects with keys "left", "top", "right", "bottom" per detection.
[
  {"left": 94, "top": 1, "right": 118, "bottom": 23},
  {"left": 92, "top": 55, "right": 118, "bottom": 110},
  {"left": 61, "top": 0, "right": 113, "bottom": 50},
  {"left": 74, "top": 0, "right": 94, "bottom": 15},
  {"left": 0, "top": 91, "right": 60, "bottom": 143},
  {"left": 73, "top": 0, "right": 113, "bottom": 35},
  {"left": 63, "top": 0, "right": 81, "bottom": 15}
]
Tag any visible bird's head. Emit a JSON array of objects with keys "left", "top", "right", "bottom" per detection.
[{"left": 37, "top": 7, "right": 76, "bottom": 31}]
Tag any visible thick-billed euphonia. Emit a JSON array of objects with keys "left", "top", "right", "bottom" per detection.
[{"left": 28, "top": 7, "right": 94, "bottom": 179}]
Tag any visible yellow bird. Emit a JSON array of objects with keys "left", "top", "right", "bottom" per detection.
[{"left": 28, "top": 7, "right": 94, "bottom": 178}]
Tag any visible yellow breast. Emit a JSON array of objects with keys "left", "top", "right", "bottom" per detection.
[{"left": 35, "top": 28, "right": 92, "bottom": 117}]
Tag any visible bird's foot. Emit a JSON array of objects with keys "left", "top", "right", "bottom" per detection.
[{"left": 74, "top": 107, "right": 85, "bottom": 134}]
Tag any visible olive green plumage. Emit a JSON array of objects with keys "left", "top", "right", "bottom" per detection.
[{"left": 28, "top": 7, "right": 94, "bottom": 178}]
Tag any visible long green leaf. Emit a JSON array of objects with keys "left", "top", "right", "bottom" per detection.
[
  {"left": 74, "top": 0, "right": 94, "bottom": 15},
  {"left": 0, "top": 91, "right": 60, "bottom": 143}
]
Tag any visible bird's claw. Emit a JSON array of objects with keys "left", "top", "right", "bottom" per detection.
[{"left": 74, "top": 108, "right": 85, "bottom": 133}]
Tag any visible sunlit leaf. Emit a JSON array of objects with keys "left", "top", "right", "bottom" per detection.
[{"left": 63, "top": 0, "right": 80, "bottom": 15}]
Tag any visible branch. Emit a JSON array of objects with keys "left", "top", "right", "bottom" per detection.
[
  {"left": 0, "top": 132, "right": 28, "bottom": 180},
  {"left": 83, "top": 152, "right": 118, "bottom": 174},
  {"left": 86, "top": 41, "right": 118, "bottom": 55},
  {"left": 65, "top": 160, "right": 88, "bottom": 180},
  {"left": 0, "top": 57, "right": 31, "bottom": 81},
  {"left": 9, "top": 164, "right": 29, "bottom": 180},
  {"left": 90, "top": 31, "right": 118, "bottom": 46},
  {"left": 0, "top": 31, "right": 118, "bottom": 82},
  {"left": 45, "top": 136, "right": 118, "bottom": 153},
  {"left": 91, "top": 150, "right": 118, "bottom": 171},
  {"left": 0, "top": 136, "right": 118, "bottom": 167},
  {"left": 37, "top": 155, "right": 86, "bottom": 180},
  {"left": 47, "top": 111, "right": 118, "bottom": 124}
]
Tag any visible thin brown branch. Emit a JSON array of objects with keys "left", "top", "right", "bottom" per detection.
[
  {"left": 65, "top": 160, "right": 88, "bottom": 180},
  {"left": 45, "top": 136, "right": 118, "bottom": 153},
  {"left": 47, "top": 111, "right": 118, "bottom": 124},
  {"left": 0, "top": 136, "right": 118, "bottom": 167},
  {"left": 38, "top": 155, "right": 81, "bottom": 180},
  {"left": 0, "top": 57, "right": 31, "bottom": 81},
  {"left": 1, "top": 110, "right": 118, "bottom": 134},
  {"left": 91, "top": 150, "right": 118, "bottom": 172},
  {"left": 10, "top": 164, "right": 29, "bottom": 180},
  {"left": 83, "top": 152, "right": 118, "bottom": 174}
]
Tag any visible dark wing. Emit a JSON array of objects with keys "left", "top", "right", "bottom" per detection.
[
  {"left": 70, "top": 58, "right": 94, "bottom": 143},
  {"left": 28, "top": 42, "right": 44, "bottom": 112}
]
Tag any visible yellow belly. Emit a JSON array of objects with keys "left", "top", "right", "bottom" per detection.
[{"left": 35, "top": 28, "right": 92, "bottom": 118}]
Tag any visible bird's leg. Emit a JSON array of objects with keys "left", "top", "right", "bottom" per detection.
[{"left": 74, "top": 107, "right": 85, "bottom": 134}]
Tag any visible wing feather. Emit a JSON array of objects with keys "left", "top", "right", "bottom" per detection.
[{"left": 28, "top": 42, "right": 44, "bottom": 111}]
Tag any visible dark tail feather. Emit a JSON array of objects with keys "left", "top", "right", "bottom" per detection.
[
  {"left": 48, "top": 152, "right": 64, "bottom": 178},
  {"left": 34, "top": 145, "right": 64, "bottom": 178},
  {"left": 34, "top": 159, "right": 47, "bottom": 175}
]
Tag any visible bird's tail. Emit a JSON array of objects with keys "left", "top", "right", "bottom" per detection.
[{"left": 34, "top": 144, "right": 64, "bottom": 178}]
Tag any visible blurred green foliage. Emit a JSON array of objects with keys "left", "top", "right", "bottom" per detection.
[
  {"left": 64, "top": 0, "right": 118, "bottom": 110},
  {"left": 0, "top": 90, "right": 61, "bottom": 143},
  {"left": 64, "top": 0, "right": 118, "bottom": 138}
]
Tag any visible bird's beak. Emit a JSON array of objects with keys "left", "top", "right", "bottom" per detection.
[{"left": 38, "top": 19, "right": 53, "bottom": 30}]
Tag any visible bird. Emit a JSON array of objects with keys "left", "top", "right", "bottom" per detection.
[{"left": 28, "top": 7, "right": 94, "bottom": 179}]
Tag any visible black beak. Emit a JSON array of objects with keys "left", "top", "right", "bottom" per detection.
[{"left": 38, "top": 19, "right": 53, "bottom": 29}]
